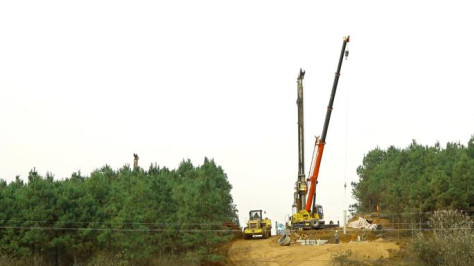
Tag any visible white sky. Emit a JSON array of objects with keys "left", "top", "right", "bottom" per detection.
[{"left": 1, "top": 0, "right": 474, "bottom": 228}]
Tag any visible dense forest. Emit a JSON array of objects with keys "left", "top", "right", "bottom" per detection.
[
  {"left": 352, "top": 136, "right": 474, "bottom": 214},
  {"left": 0, "top": 158, "right": 238, "bottom": 265}
]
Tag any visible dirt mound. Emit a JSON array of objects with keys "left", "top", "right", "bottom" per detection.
[
  {"left": 227, "top": 235, "right": 400, "bottom": 265},
  {"left": 348, "top": 213, "right": 392, "bottom": 228}
]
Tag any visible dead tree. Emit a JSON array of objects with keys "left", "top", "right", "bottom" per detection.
[{"left": 133, "top": 153, "right": 139, "bottom": 170}]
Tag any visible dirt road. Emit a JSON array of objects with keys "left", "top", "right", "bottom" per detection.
[{"left": 227, "top": 236, "right": 400, "bottom": 265}]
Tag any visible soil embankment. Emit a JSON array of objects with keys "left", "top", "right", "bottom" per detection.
[{"left": 227, "top": 235, "right": 400, "bottom": 265}]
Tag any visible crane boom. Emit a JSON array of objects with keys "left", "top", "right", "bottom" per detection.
[{"left": 305, "top": 36, "right": 350, "bottom": 212}]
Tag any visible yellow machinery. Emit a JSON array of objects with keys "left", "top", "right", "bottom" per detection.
[
  {"left": 291, "top": 203, "right": 325, "bottom": 229},
  {"left": 291, "top": 36, "right": 350, "bottom": 230},
  {"left": 243, "top": 210, "right": 272, "bottom": 239}
]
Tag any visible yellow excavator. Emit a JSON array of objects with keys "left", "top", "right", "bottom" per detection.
[
  {"left": 291, "top": 36, "right": 350, "bottom": 230},
  {"left": 243, "top": 210, "right": 272, "bottom": 239}
]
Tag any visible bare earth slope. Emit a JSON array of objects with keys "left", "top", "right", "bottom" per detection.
[{"left": 227, "top": 236, "right": 400, "bottom": 266}]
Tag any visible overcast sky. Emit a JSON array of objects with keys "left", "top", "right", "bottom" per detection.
[{"left": 1, "top": 0, "right": 473, "bottom": 227}]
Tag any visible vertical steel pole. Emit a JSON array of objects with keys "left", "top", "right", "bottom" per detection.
[{"left": 296, "top": 69, "right": 306, "bottom": 211}]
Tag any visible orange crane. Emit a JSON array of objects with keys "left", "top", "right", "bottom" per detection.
[
  {"left": 291, "top": 36, "right": 350, "bottom": 229},
  {"left": 305, "top": 35, "right": 350, "bottom": 211}
]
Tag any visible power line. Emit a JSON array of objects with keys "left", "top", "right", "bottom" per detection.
[
  {"left": 0, "top": 225, "right": 242, "bottom": 233},
  {"left": 0, "top": 219, "right": 233, "bottom": 227}
]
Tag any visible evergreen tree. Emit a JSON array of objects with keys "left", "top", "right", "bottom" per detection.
[
  {"left": 0, "top": 158, "right": 238, "bottom": 265},
  {"left": 352, "top": 137, "right": 474, "bottom": 214}
]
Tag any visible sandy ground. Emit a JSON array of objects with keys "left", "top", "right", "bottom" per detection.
[{"left": 227, "top": 235, "right": 400, "bottom": 266}]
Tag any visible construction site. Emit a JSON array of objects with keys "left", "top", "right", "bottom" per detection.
[
  {"left": 2, "top": 2, "right": 474, "bottom": 265},
  {"left": 228, "top": 36, "right": 386, "bottom": 265},
  {"left": 228, "top": 35, "right": 474, "bottom": 265}
]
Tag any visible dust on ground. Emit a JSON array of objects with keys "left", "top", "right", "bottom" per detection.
[{"left": 227, "top": 233, "right": 400, "bottom": 266}]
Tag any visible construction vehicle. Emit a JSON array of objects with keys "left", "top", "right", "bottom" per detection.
[
  {"left": 291, "top": 36, "right": 350, "bottom": 230},
  {"left": 243, "top": 210, "right": 272, "bottom": 239}
]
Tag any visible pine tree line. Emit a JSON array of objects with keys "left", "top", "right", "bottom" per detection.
[
  {"left": 0, "top": 158, "right": 238, "bottom": 265},
  {"left": 352, "top": 137, "right": 474, "bottom": 214}
]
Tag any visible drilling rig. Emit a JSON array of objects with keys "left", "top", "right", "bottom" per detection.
[{"left": 291, "top": 36, "right": 350, "bottom": 230}]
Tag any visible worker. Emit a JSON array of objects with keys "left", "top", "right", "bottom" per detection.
[
  {"left": 335, "top": 230, "right": 339, "bottom": 244},
  {"left": 254, "top": 212, "right": 260, "bottom": 219}
]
